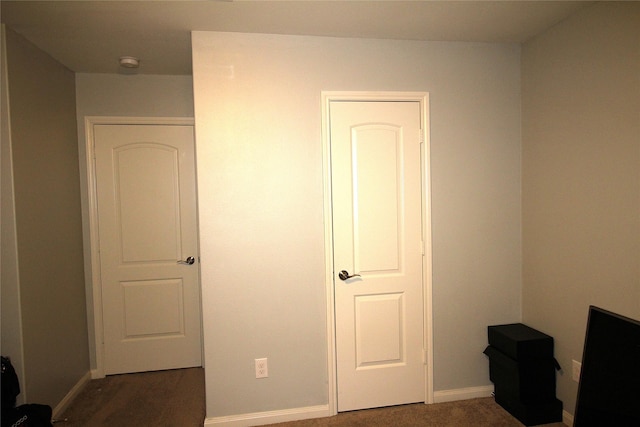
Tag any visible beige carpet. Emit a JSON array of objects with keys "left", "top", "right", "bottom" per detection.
[
  {"left": 266, "top": 398, "right": 566, "bottom": 427},
  {"left": 58, "top": 368, "right": 566, "bottom": 426},
  {"left": 57, "top": 368, "right": 205, "bottom": 426}
]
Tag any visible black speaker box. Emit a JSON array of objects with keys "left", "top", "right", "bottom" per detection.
[
  {"left": 488, "top": 323, "right": 554, "bottom": 361},
  {"left": 484, "top": 345, "right": 556, "bottom": 403}
]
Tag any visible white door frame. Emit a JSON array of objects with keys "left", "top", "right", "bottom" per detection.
[
  {"left": 321, "top": 92, "right": 434, "bottom": 414},
  {"left": 84, "top": 116, "right": 198, "bottom": 378}
]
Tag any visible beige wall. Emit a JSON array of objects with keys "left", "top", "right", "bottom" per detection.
[
  {"left": 2, "top": 27, "right": 89, "bottom": 407},
  {"left": 193, "top": 31, "right": 522, "bottom": 419},
  {"left": 522, "top": 1, "right": 640, "bottom": 417},
  {"left": 74, "top": 73, "right": 194, "bottom": 370},
  {"left": 1, "top": 25, "right": 26, "bottom": 404}
]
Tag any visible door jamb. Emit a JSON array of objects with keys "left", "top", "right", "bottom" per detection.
[
  {"left": 84, "top": 116, "right": 196, "bottom": 378},
  {"left": 321, "top": 92, "right": 434, "bottom": 414}
]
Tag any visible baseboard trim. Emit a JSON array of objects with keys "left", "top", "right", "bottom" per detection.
[
  {"left": 204, "top": 404, "right": 330, "bottom": 427},
  {"left": 434, "top": 386, "right": 574, "bottom": 426},
  {"left": 203, "top": 388, "right": 562, "bottom": 426},
  {"left": 90, "top": 368, "right": 105, "bottom": 379},
  {"left": 433, "top": 385, "right": 495, "bottom": 403},
  {"left": 563, "top": 410, "right": 574, "bottom": 426},
  {"left": 52, "top": 371, "right": 91, "bottom": 418}
]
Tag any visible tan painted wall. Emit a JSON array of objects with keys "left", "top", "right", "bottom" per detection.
[
  {"left": 3, "top": 27, "right": 89, "bottom": 407},
  {"left": 1, "top": 24, "right": 26, "bottom": 404},
  {"left": 522, "top": 1, "right": 640, "bottom": 417}
]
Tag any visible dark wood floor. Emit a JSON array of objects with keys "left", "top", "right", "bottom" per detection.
[{"left": 57, "top": 368, "right": 205, "bottom": 426}]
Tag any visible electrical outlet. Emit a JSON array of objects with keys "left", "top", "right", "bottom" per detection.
[
  {"left": 255, "top": 358, "right": 268, "bottom": 379},
  {"left": 572, "top": 359, "right": 581, "bottom": 382}
]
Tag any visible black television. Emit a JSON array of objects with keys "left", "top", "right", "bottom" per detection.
[{"left": 574, "top": 306, "right": 640, "bottom": 426}]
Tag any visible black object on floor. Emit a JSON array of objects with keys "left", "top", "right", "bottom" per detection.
[
  {"left": 1, "top": 356, "right": 53, "bottom": 427},
  {"left": 485, "top": 323, "right": 563, "bottom": 426}
]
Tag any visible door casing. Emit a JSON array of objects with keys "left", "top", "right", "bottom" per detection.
[
  {"left": 84, "top": 116, "right": 200, "bottom": 379},
  {"left": 321, "top": 92, "right": 433, "bottom": 414}
]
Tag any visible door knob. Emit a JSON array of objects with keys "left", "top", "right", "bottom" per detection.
[
  {"left": 338, "top": 270, "right": 361, "bottom": 281},
  {"left": 177, "top": 256, "right": 196, "bottom": 265}
]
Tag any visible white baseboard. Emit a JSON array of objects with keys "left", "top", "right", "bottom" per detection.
[
  {"left": 204, "top": 404, "right": 331, "bottom": 427},
  {"left": 203, "top": 388, "right": 564, "bottom": 426},
  {"left": 433, "top": 385, "right": 494, "bottom": 403},
  {"left": 563, "top": 410, "right": 574, "bottom": 426},
  {"left": 52, "top": 371, "right": 91, "bottom": 418},
  {"left": 90, "top": 368, "right": 105, "bottom": 379},
  {"left": 434, "top": 386, "right": 573, "bottom": 426}
]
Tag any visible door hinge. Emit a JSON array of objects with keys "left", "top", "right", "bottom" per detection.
[
  {"left": 422, "top": 349, "right": 427, "bottom": 365},
  {"left": 419, "top": 130, "right": 424, "bottom": 144},
  {"left": 421, "top": 240, "right": 425, "bottom": 256}
]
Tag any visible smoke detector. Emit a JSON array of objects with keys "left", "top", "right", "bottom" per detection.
[{"left": 119, "top": 56, "right": 140, "bottom": 69}]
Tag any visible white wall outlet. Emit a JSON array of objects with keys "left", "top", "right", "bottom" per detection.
[
  {"left": 572, "top": 359, "right": 581, "bottom": 382},
  {"left": 255, "top": 358, "right": 268, "bottom": 379}
]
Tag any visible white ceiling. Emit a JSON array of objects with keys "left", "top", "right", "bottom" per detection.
[{"left": 1, "top": 1, "right": 593, "bottom": 75}]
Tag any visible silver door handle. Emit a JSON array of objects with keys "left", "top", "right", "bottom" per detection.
[
  {"left": 177, "top": 256, "right": 195, "bottom": 265},
  {"left": 338, "top": 270, "right": 361, "bottom": 281}
]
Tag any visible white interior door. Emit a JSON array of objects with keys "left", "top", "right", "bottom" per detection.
[
  {"left": 94, "top": 124, "right": 202, "bottom": 375},
  {"left": 330, "top": 100, "right": 425, "bottom": 412}
]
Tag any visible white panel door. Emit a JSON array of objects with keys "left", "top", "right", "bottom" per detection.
[
  {"left": 330, "top": 101, "right": 425, "bottom": 411},
  {"left": 95, "top": 124, "right": 202, "bottom": 375}
]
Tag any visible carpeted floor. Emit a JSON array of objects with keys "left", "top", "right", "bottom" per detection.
[
  {"left": 56, "top": 368, "right": 205, "bottom": 426},
  {"left": 57, "top": 368, "right": 566, "bottom": 426},
  {"left": 266, "top": 398, "right": 566, "bottom": 426}
]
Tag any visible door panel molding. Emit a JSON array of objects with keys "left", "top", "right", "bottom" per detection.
[
  {"left": 321, "top": 92, "right": 433, "bottom": 414},
  {"left": 84, "top": 116, "right": 195, "bottom": 378}
]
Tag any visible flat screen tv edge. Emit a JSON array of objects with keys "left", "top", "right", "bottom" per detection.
[{"left": 573, "top": 305, "right": 640, "bottom": 427}]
